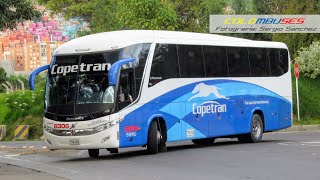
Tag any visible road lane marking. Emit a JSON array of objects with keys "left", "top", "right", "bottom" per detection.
[
  {"left": 277, "top": 141, "right": 320, "bottom": 147},
  {"left": 5, "top": 154, "right": 20, "bottom": 157}
]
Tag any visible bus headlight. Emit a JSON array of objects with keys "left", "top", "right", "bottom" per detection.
[{"left": 44, "top": 124, "right": 54, "bottom": 133}]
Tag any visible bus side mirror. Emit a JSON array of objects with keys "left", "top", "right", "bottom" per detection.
[
  {"left": 108, "top": 58, "right": 136, "bottom": 86},
  {"left": 29, "top": 65, "right": 50, "bottom": 91}
]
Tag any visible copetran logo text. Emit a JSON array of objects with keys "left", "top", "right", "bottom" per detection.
[
  {"left": 51, "top": 63, "right": 111, "bottom": 76},
  {"left": 189, "top": 83, "right": 228, "bottom": 117},
  {"left": 193, "top": 101, "right": 227, "bottom": 117}
]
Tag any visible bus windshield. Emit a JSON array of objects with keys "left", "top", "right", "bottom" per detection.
[
  {"left": 45, "top": 51, "right": 119, "bottom": 119},
  {"left": 44, "top": 43, "right": 151, "bottom": 121}
]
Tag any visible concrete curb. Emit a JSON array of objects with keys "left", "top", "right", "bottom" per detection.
[{"left": 280, "top": 125, "right": 320, "bottom": 132}]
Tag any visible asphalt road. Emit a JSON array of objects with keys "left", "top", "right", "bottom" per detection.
[
  {"left": 0, "top": 162, "right": 64, "bottom": 180},
  {"left": 0, "top": 131, "right": 320, "bottom": 180}
]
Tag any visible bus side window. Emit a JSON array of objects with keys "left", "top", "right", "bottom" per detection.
[
  {"left": 269, "top": 49, "right": 283, "bottom": 76},
  {"left": 227, "top": 47, "right": 250, "bottom": 77},
  {"left": 149, "top": 44, "right": 179, "bottom": 87},
  {"left": 249, "top": 48, "right": 271, "bottom": 77},
  {"left": 178, "top": 45, "right": 205, "bottom": 78},
  {"left": 279, "top": 49, "right": 289, "bottom": 74},
  {"left": 118, "top": 68, "right": 134, "bottom": 110},
  {"left": 203, "top": 46, "right": 229, "bottom": 77},
  {"left": 133, "top": 44, "right": 151, "bottom": 99}
]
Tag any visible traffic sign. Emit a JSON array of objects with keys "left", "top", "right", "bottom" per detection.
[{"left": 294, "top": 63, "right": 299, "bottom": 78}]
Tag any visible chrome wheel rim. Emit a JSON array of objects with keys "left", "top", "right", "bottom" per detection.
[{"left": 252, "top": 119, "right": 262, "bottom": 138}]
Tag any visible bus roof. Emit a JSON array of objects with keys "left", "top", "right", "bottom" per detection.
[{"left": 54, "top": 30, "right": 288, "bottom": 55}]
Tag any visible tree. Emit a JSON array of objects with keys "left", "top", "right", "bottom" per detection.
[
  {"left": 38, "top": 0, "right": 179, "bottom": 32},
  {"left": 295, "top": 41, "right": 320, "bottom": 79},
  {"left": 199, "top": 0, "right": 228, "bottom": 32},
  {"left": 0, "top": 67, "right": 7, "bottom": 93},
  {"left": 37, "top": 0, "right": 229, "bottom": 33},
  {"left": 37, "top": 0, "right": 93, "bottom": 22},
  {"left": 263, "top": 0, "right": 320, "bottom": 57},
  {"left": 170, "top": 0, "right": 226, "bottom": 32},
  {"left": 96, "top": 0, "right": 178, "bottom": 32},
  {"left": 0, "top": 0, "right": 40, "bottom": 30}
]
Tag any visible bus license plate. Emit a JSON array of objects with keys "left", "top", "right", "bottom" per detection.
[{"left": 69, "top": 139, "right": 80, "bottom": 145}]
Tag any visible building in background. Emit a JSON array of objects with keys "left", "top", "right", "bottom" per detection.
[
  {"left": 13, "top": 46, "right": 25, "bottom": 71},
  {"left": 0, "top": 5, "right": 87, "bottom": 74},
  {"left": 25, "top": 42, "right": 41, "bottom": 71},
  {"left": 41, "top": 41, "right": 64, "bottom": 65},
  {"left": 0, "top": 42, "right": 3, "bottom": 60}
]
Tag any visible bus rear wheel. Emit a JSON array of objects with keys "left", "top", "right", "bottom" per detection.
[
  {"left": 88, "top": 149, "right": 99, "bottom": 158},
  {"left": 238, "top": 114, "right": 263, "bottom": 143},
  {"left": 192, "top": 138, "right": 215, "bottom": 145}
]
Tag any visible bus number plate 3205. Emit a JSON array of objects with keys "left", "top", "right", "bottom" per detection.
[{"left": 69, "top": 139, "right": 80, "bottom": 145}]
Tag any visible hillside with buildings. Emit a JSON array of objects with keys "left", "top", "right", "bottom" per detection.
[{"left": 0, "top": 5, "right": 89, "bottom": 75}]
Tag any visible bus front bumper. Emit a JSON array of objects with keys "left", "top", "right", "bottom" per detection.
[{"left": 44, "top": 124, "right": 119, "bottom": 150}]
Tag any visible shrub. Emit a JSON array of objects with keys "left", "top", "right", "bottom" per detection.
[{"left": 295, "top": 41, "right": 320, "bottom": 79}]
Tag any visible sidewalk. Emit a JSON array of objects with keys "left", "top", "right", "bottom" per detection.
[
  {"left": 0, "top": 141, "right": 49, "bottom": 155},
  {"left": 280, "top": 124, "right": 320, "bottom": 132}
]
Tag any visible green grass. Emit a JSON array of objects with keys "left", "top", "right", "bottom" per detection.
[
  {"left": 0, "top": 89, "right": 44, "bottom": 141},
  {"left": 291, "top": 67, "right": 320, "bottom": 123},
  {"left": 293, "top": 118, "right": 320, "bottom": 125}
]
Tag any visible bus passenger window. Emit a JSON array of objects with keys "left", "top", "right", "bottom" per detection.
[
  {"left": 149, "top": 44, "right": 179, "bottom": 87},
  {"left": 269, "top": 49, "right": 284, "bottom": 76},
  {"left": 178, "top": 45, "right": 205, "bottom": 78},
  {"left": 249, "top": 48, "right": 270, "bottom": 77},
  {"left": 203, "top": 46, "right": 229, "bottom": 77},
  {"left": 227, "top": 47, "right": 250, "bottom": 77},
  {"left": 279, "top": 49, "right": 289, "bottom": 75}
]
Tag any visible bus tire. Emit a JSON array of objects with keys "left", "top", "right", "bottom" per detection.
[
  {"left": 147, "top": 121, "right": 159, "bottom": 154},
  {"left": 238, "top": 114, "right": 264, "bottom": 143},
  {"left": 88, "top": 149, "right": 99, "bottom": 158},
  {"left": 158, "top": 137, "right": 167, "bottom": 152},
  {"left": 192, "top": 138, "right": 215, "bottom": 145}
]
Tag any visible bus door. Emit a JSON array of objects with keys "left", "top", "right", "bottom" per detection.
[{"left": 118, "top": 67, "right": 144, "bottom": 146}]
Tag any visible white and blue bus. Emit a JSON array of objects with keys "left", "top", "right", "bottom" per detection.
[{"left": 29, "top": 30, "right": 292, "bottom": 157}]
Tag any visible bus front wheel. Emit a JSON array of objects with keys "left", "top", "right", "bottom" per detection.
[
  {"left": 147, "top": 120, "right": 166, "bottom": 154},
  {"left": 88, "top": 149, "right": 99, "bottom": 158},
  {"left": 238, "top": 114, "right": 264, "bottom": 143}
]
